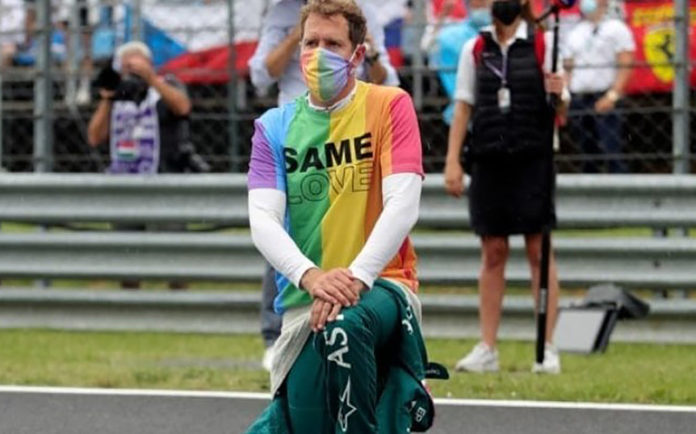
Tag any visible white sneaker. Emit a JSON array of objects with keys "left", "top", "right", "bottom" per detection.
[
  {"left": 262, "top": 346, "right": 275, "bottom": 372},
  {"left": 455, "top": 342, "right": 499, "bottom": 372},
  {"left": 532, "top": 343, "right": 561, "bottom": 374}
]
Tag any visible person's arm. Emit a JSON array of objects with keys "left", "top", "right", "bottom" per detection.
[
  {"left": 361, "top": 1, "right": 399, "bottom": 86},
  {"left": 348, "top": 174, "right": 422, "bottom": 288},
  {"left": 126, "top": 55, "right": 191, "bottom": 116},
  {"left": 349, "top": 91, "right": 423, "bottom": 288},
  {"left": 595, "top": 50, "right": 633, "bottom": 114},
  {"left": 543, "top": 31, "right": 569, "bottom": 112},
  {"left": 248, "top": 190, "right": 358, "bottom": 307},
  {"left": 264, "top": 24, "right": 302, "bottom": 80},
  {"left": 87, "top": 90, "right": 113, "bottom": 147},
  {"left": 248, "top": 8, "right": 298, "bottom": 94},
  {"left": 248, "top": 189, "right": 317, "bottom": 289},
  {"left": 444, "top": 37, "right": 476, "bottom": 197},
  {"left": 364, "top": 33, "right": 388, "bottom": 85},
  {"left": 596, "top": 21, "right": 636, "bottom": 113},
  {"left": 150, "top": 77, "right": 191, "bottom": 116},
  {"left": 444, "top": 101, "right": 471, "bottom": 198}
]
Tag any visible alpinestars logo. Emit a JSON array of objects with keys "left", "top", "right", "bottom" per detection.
[{"left": 338, "top": 378, "right": 357, "bottom": 432}]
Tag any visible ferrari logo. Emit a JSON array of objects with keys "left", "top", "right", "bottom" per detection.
[{"left": 644, "top": 26, "right": 675, "bottom": 83}]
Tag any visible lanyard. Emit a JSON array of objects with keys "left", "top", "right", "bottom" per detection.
[{"left": 484, "top": 51, "right": 508, "bottom": 87}]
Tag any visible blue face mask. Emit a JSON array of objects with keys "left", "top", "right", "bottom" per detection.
[
  {"left": 580, "top": 0, "right": 598, "bottom": 16},
  {"left": 469, "top": 8, "right": 492, "bottom": 29}
]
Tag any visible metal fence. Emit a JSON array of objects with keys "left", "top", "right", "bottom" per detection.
[{"left": 0, "top": 0, "right": 693, "bottom": 173}]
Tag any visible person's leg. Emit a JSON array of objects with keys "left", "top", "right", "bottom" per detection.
[
  {"left": 570, "top": 95, "right": 602, "bottom": 173},
  {"left": 597, "top": 109, "right": 626, "bottom": 173},
  {"left": 582, "top": 96, "right": 605, "bottom": 173},
  {"left": 310, "top": 285, "right": 400, "bottom": 433},
  {"left": 284, "top": 336, "right": 334, "bottom": 433},
  {"left": 76, "top": 0, "right": 92, "bottom": 105},
  {"left": 524, "top": 233, "right": 560, "bottom": 343},
  {"left": 260, "top": 263, "right": 282, "bottom": 348},
  {"left": 478, "top": 235, "right": 509, "bottom": 348}
]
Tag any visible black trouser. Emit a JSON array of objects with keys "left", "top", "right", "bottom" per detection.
[
  {"left": 569, "top": 92, "right": 626, "bottom": 173},
  {"left": 260, "top": 263, "right": 282, "bottom": 347}
]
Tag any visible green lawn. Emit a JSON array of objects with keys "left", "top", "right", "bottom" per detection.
[{"left": 1, "top": 330, "right": 694, "bottom": 405}]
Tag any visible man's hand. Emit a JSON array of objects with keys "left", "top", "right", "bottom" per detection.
[
  {"left": 365, "top": 33, "right": 377, "bottom": 58},
  {"left": 301, "top": 268, "right": 359, "bottom": 306},
  {"left": 98, "top": 88, "right": 115, "bottom": 101},
  {"left": 124, "top": 55, "right": 156, "bottom": 84},
  {"left": 594, "top": 95, "right": 616, "bottom": 114},
  {"left": 310, "top": 299, "right": 342, "bottom": 332},
  {"left": 444, "top": 160, "right": 465, "bottom": 198},
  {"left": 289, "top": 23, "right": 302, "bottom": 44},
  {"left": 310, "top": 279, "right": 366, "bottom": 332}
]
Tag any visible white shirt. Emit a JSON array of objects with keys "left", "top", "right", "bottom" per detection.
[
  {"left": 0, "top": 0, "right": 25, "bottom": 45},
  {"left": 454, "top": 20, "right": 568, "bottom": 106},
  {"left": 564, "top": 18, "right": 636, "bottom": 94}
]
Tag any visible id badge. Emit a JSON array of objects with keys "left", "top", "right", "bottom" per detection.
[{"left": 498, "top": 87, "right": 511, "bottom": 113}]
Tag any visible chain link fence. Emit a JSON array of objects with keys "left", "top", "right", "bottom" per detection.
[{"left": 0, "top": 0, "right": 693, "bottom": 174}]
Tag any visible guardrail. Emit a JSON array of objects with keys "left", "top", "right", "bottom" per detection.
[
  {"left": 2, "top": 289, "right": 695, "bottom": 343},
  {"left": 0, "top": 232, "right": 693, "bottom": 289},
  {"left": 2, "top": 173, "right": 696, "bottom": 228},
  {"left": 0, "top": 174, "right": 694, "bottom": 290}
]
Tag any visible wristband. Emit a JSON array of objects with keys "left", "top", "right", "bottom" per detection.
[
  {"left": 606, "top": 89, "right": 621, "bottom": 103},
  {"left": 365, "top": 52, "right": 380, "bottom": 66}
]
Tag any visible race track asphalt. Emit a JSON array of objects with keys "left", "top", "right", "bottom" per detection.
[{"left": 1, "top": 387, "right": 695, "bottom": 434}]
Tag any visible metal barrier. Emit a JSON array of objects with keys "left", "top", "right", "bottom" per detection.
[
  {"left": 3, "top": 173, "right": 696, "bottom": 228},
  {"left": 1, "top": 232, "right": 694, "bottom": 290},
  {"left": 1, "top": 174, "right": 695, "bottom": 289}
]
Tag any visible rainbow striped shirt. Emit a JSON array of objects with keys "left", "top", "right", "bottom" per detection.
[{"left": 248, "top": 81, "right": 423, "bottom": 313}]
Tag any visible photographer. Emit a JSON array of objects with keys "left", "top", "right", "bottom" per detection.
[
  {"left": 88, "top": 41, "right": 206, "bottom": 291},
  {"left": 87, "top": 41, "right": 207, "bottom": 174}
]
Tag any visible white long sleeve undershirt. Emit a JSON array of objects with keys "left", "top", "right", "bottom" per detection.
[{"left": 248, "top": 173, "right": 422, "bottom": 289}]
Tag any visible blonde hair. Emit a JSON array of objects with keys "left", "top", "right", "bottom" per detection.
[
  {"left": 300, "top": 0, "right": 367, "bottom": 48},
  {"left": 116, "top": 41, "right": 152, "bottom": 62}
]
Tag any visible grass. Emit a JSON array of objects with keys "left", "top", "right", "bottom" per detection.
[{"left": 1, "top": 330, "right": 695, "bottom": 405}]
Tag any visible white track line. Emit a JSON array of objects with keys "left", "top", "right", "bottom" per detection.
[{"left": 1, "top": 386, "right": 695, "bottom": 413}]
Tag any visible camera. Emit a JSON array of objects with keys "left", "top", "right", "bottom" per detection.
[
  {"left": 95, "top": 61, "right": 148, "bottom": 103},
  {"left": 112, "top": 74, "right": 149, "bottom": 103}
]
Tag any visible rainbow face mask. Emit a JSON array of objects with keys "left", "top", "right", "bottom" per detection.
[{"left": 300, "top": 47, "right": 357, "bottom": 104}]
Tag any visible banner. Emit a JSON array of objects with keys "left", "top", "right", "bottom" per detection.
[
  {"left": 531, "top": 0, "right": 696, "bottom": 94},
  {"left": 622, "top": 0, "right": 696, "bottom": 94}
]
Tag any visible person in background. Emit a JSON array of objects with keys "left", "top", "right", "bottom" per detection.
[
  {"left": 249, "top": 0, "right": 399, "bottom": 105},
  {"left": 57, "top": 0, "right": 97, "bottom": 106},
  {"left": 12, "top": 0, "right": 67, "bottom": 67},
  {"left": 444, "top": 0, "right": 568, "bottom": 374},
  {"left": 432, "top": 0, "right": 492, "bottom": 124},
  {"left": 246, "top": 1, "right": 433, "bottom": 430},
  {"left": 420, "top": 0, "right": 467, "bottom": 54},
  {"left": 88, "top": 41, "right": 207, "bottom": 290},
  {"left": 563, "top": 0, "right": 635, "bottom": 173},
  {"left": 0, "top": 0, "right": 25, "bottom": 68},
  {"left": 248, "top": 0, "right": 399, "bottom": 371}
]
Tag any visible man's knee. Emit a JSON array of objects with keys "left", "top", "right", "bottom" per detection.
[{"left": 317, "top": 313, "right": 370, "bottom": 369}]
